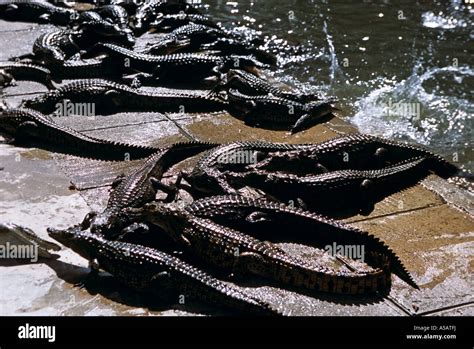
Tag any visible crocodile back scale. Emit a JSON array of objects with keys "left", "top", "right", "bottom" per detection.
[
  {"left": 185, "top": 195, "right": 418, "bottom": 288},
  {"left": 0, "top": 107, "right": 159, "bottom": 161},
  {"left": 88, "top": 141, "right": 219, "bottom": 235},
  {"left": 48, "top": 228, "right": 281, "bottom": 316},
  {"left": 129, "top": 203, "right": 392, "bottom": 295},
  {"left": 21, "top": 79, "right": 227, "bottom": 114},
  {"left": 0, "top": 0, "right": 77, "bottom": 26}
]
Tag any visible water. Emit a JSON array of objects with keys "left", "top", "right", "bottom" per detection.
[{"left": 201, "top": 0, "right": 473, "bottom": 172}]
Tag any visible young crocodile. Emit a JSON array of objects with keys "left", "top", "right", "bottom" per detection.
[
  {"left": 83, "top": 43, "right": 264, "bottom": 81},
  {"left": 201, "top": 38, "right": 278, "bottom": 66},
  {"left": 22, "top": 79, "right": 227, "bottom": 114},
  {"left": 219, "top": 69, "right": 321, "bottom": 102},
  {"left": 0, "top": 0, "right": 77, "bottom": 25},
  {"left": 78, "top": 8, "right": 135, "bottom": 47},
  {"left": 31, "top": 29, "right": 82, "bottom": 66},
  {"left": 184, "top": 195, "right": 417, "bottom": 288},
  {"left": 83, "top": 142, "right": 219, "bottom": 236},
  {"left": 126, "top": 202, "right": 391, "bottom": 295},
  {"left": 0, "top": 62, "right": 55, "bottom": 89},
  {"left": 183, "top": 136, "right": 460, "bottom": 195},
  {"left": 0, "top": 107, "right": 159, "bottom": 161},
  {"left": 149, "top": 13, "right": 220, "bottom": 31},
  {"left": 133, "top": 0, "right": 202, "bottom": 34},
  {"left": 248, "top": 133, "right": 460, "bottom": 178},
  {"left": 183, "top": 141, "right": 313, "bottom": 195},
  {"left": 227, "top": 88, "right": 338, "bottom": 133},
  {"left": 223, "top": 157, "right": 437, "bottom": 214},
  {"left": 48, "top": 228, "right": 280, "bottom": 316}
]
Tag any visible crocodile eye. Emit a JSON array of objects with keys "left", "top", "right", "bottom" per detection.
[
  {"left": 360, "top": 179, "right": 372, "bottom": 190},
  {"left": 375, "top": 147, "right": 387, "bottom": 158}
]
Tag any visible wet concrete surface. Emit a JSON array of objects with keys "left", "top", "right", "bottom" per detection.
[{"left": 0, "top": 20, "right": 473, "bottom": 316}]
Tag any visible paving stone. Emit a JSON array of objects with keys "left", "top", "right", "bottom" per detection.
[{"left": 351, "top": 205, "right": 474, "bottom": 315}]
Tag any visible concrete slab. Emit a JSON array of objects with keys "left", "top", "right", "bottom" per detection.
[
  {"left": 351, "top": 205, "right": 474, "bottom": 315},
  {"left": 1, "top": 15, "right": 473, "bottom": 318},
  {"left": 0, "top": 21, "right": 56, "bottom": 61},
  {"left": 177, "top": 112, "right": 341, "bottom": 143},
  {"left": 345, "top": 185, "right": 445, "bottom": 224}
]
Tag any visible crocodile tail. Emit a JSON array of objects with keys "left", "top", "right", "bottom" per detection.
[
  {"left": 366, "top": 252, "right": 392, "bottom": 294},
  {"left": 360, "top": 231, "right": 418, "bottom": 289},
  {"left": 426, "top": 154, "right": 461, "bottom": 179}
]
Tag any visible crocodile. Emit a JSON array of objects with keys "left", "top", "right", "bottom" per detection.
[
  {"left": 165, "top": 23, "right": 237, "bottom": 51},
  {"left": 184, "top": 195, "right": 418, "bottom": 288},
  {"left": 0, "top": 107, "right": 159, "bottom": 161},
  {"left": 78, "top": 7, "right": 135, "bottom": 46},
  {"left": 137, "top": 34, "right": 191, "bottom": 55},
  {"left": 183, "top": 137, "right": 460, "bottom": 195},
  {"left": 222, "top": 157, "right": 437, "bottom": 214},
  {"left": 247, "top": 133, "right": 460, "bottom": 178},
  {"left": 149, "top": 13, "right": 221, "bottom": 31},
  {"left": 83, "top": 43, "right": 264, "bottom": 81},
  {"left": 219, "top": 69, "right": 322, "bottom": 102},
  {"left": 227, "top": 88, "right": 339, "bottom": 133},
  {"left": 126, "top": 202, "right": 391, "bottom": 295},
  {"left": 0, "top": 62, "right": 55, "bottom": 89},
  {"left": 21, "top": 79, "right": 228, "bottom": 114},
  {"left": 31, "top": 30, "right": 82, "bottom": 66},
  {"left": 183, "top": 141, "right": 315, "bottom": 195},
  {"left": 200, "top": 38, "right": 278, "bottom": 66},
  {"left": 22, "top": 24, "right": 131, "bottom": 68},
  {"left": 83, "top": 142, "right": 219, "bottom": 236},
  {"left": 47, "top": 227, "right": 280, "bottom": 315},
  {"left": 133, "top": 0, "right": 202, "bottom": 34},
  {"left": 96, "top": 4, "right": 130, "bottom": 30},
  {"left": 0, "top": 0, "right": 77, "bottom": 26},
  {"left": 0, "top": 222, "right": 60, "bottom": 260}
]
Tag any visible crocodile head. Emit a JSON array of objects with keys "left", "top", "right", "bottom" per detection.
[
  {"left": 89, "top": 209, "right": 133, "bottom": 238},
  {"left": 0, "top": 69, "right": 13, "bottom": 87},
  {"left": 0, "top": 108, "right": 25, "bottom": 137},
  {"left": 47, "top": 226, "right": 96, "bottom": 261},
  {"left": 127, "top": 202, "right": 189, "bottom": 239},
  {"left": 184, "top": 169, "right": 229, "bottom": 195}
]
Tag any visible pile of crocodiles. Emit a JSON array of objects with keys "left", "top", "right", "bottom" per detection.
[{"left": 0, "top": 0, "right": 467, "bottom": 315}]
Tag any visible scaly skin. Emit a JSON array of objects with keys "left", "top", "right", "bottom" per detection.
[
  {"left": 133, "top": 0, "right": 202, "bottom": 34},
  {"left": 185, "top": 141, "right": 320, "bottom": 195},
  {"left": 0, "top": 62, "right": 54, "bottom": 89},
  {"left": 21, "top": 79, "right": 227, "bottom": 114},
  {"left": 32, "top": 30, "right": 81, "bottom": 65},
  {"left": 83, "top": 43, "right": 263, "bottom": 80},
  {"left": 0, "top": 0, "right": 77, "bottom": 25},
  {"left": 48, "top": 228, "right": 280, "bottom": 315},
  {"left": 0, "top": 108, "right": 159, "bottom": 161},
  {"left": 127, "top": 202, "right": 391, "bottom": 295},
  {"left": 150, "top": 13, "right": 221, "bottom": 31},
  {"left": 56, "top": 58, "right": 124, "bottom": 80},
  {"left": 87, "top": 142, "right": 219, "bottom": 236},
  {"left": 200, "top": 38, "right": 277, "bottom": 66},
  {"left": 252, "top": 133, "right": 459, "bottom": 177},
  {"left": 227, "top": 88, "right": 338, "bottom": 133},
  {"left": 138, "top": 34, "right": 190, "bottom": 55},
  {"left": 96, "top": 4, "right": 130, "bottom": 30},
  {"left": 220, "top": 69, "right": 320, "bottom": 102},
  {"left": 171, "top": 23, "right": 230, "bottom": 42},
  {"left": 184, "top": 136, "right": 460, "bottom": 195},
  {"left": 79, "top": 6, "right": 135, "bottom": 46},
  {"left": 185, "top": 195, "right": 418, "bottom": 288},
  {"left": 223, "top": 157, "right": 436, "bottom": 214}
]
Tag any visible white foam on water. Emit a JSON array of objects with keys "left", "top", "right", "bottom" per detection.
[{"left": 351, "top": 64, "right": 473, "bottom": 168}]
